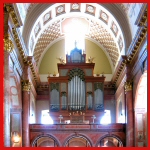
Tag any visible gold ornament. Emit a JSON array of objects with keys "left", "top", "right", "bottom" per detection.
[
  {"left": 124, "top": 81, "right": 132, "bottom": 92},
  {"left": 4, "top": 34, "right": 14, "bottom": 53},
  {"left": 22, "top": 80, "right": 31, "bottom": 91}
]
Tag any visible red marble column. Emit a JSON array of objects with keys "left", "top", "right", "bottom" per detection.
[
  {"left": 125, "top": 81, "right": 134, "bottom": 147},
  {"left": 4, "top": 35, "right": 14, "bottom": 147},
  {"left": 22, "top": 80, "right": 31, "bottom": 147}
]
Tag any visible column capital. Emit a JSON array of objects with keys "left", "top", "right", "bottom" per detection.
[
  {"left": 4, "top": 34, "right": 14, "bottom": 53},
  {"left": 22, "top": 80, "right": 31, "bottom": 91},
  {"left": 124, "top": 81, "right": 132, "bottom": 92}
]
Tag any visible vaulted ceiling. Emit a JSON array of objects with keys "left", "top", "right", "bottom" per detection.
[{"left": 19, "top": 3, "right": 132, "bottom": 77}]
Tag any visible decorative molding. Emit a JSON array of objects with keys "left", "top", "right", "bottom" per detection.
[
  {"left": 135, "top": 4, "right": 147, "bottom": 27},
  {"left": 34, "top": 22, "right": 41, "bottom": 37},
  {"left": 112, "top": 22, "right": 147, "bottom": 86},
  {"left": 111, "top": 21, "right": 118, "bottom": 37},
  {"left": 104, "top": 84, "right": 115, "bottom": 88},
  {"left": 56, "top": 4, "right": 65, "bottom": 16},
  {"left": 70, "top": 3, "right": 80, "bottom": 12},
  {"left": 43, "top": 11, "right": 51, "bottom": 25},
  {"left": 12, "top": 28, "right": 27, "bottom": 62},
  {"left": 50, "top": 83, "right": 59, "bottom": 91},
  {"left": 86, "top": 91, "right": 93, "bottom": 96},
  {"left": 12, "top": 28, "right": 39, "bottom": 83},
  {"left": 22, "top": 80, "right": 31, "bottom": 91},
  {"left": 124, "top": 81, "right": 132, "bottom": 92},
  {"left": 118, "top": 36, "right": 123, "bottom": 52},
  {"left": 99, "top": 10, "right": 109, "bottom": 24},
  {"left": 68, "top": 68, "right": 85, "bottom": 81},
  {"left": 4, "top": 34, "right": 14, "bottom": 53},
  {"left": 61, "top": 91, "right": 66, "bottom": 97},
  {"left": 85, "top": 4, "right": 96, "bottom": 16},
  {"left": 94, "top": 82, "right": 103, "bottom": 91}
]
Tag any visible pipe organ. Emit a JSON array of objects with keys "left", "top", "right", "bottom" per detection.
[{"left": 47, "top": 46, "right": 105, "bottom": 123}]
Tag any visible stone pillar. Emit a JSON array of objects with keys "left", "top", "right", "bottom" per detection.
[
  {"left": 4, "top": 34, "right": 14, "bottom": 147},
  {"left": 22, "top": 80, "right": 31, "bottom": 147},
  {"left": 124, "top": 81, "right": 134, "bottom": 147}
]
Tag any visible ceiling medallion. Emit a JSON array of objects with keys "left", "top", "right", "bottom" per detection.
[
  {"left": 87, "top": 5, "right": 94, "bottom": 13},
  {"left": 72, "top": 3, "right": 79, "bottom": 9},
  {"left": 44, "top": 13, "right": 50, "bottom": 22},
  {"left": 57, "top": 6, "right": 64, "bottom": 13},
  {"left": 118, "top": 36, "right": 123, "bottom": 51},
  {"left": 101, "top": 12, "right": 108, "bottom": 21}
]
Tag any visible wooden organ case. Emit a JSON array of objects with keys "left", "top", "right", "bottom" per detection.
[{"left": 47, "top": 46, "right": 105, "bottom": 124}]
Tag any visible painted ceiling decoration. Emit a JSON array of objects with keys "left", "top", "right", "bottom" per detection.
[{"left": 19, "top": 3, "right": 129, "bottom": 73}]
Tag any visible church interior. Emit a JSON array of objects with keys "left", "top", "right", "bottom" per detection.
[{"left": 4, "top": 3, "right": 147, "bottom": 147}]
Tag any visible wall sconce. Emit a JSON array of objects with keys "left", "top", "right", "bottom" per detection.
[{"left": 11, "top": 131, "right": 20, "bottom": 143}]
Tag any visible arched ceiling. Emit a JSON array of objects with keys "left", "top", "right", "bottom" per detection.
[{"left": 21, "top": 3, "right": 132, "bottom": 74}]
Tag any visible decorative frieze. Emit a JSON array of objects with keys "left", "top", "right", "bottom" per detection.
[
  {"left": 4, "top": 34, "right": 14, "bottom": 53},
  {"left": 124, "top": 81, "right": 132, "bottom": 92},
  {"left": 22, "top": 80, "right": 31, "bottom": 91}
]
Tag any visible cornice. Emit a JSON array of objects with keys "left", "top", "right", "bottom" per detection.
[
  {"left": 112, "top": 17, "right": 147, "bottom": 86},
  {"left": 135, "top": 4, "right": 147, "bottom": 27},
  {"left": 5, "top": 4, "right": 40, "bottom": 85},
  {"left": 12, "top": 28, "right": 40, "bottom": 84}
]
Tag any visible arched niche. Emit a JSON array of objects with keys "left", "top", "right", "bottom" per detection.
[
  {"left": 96, "top": 135, "right": 123, "bottom": 147},
  {"left": 31, "top": 134, "right": 59, "bottom": 147},
  {"left": 63, "top": 134, "right": 92, "bottom": 147}
]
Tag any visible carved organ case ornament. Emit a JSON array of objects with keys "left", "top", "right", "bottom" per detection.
[{"left": 48, "top": 45, "right": 105, "bottom": 115}]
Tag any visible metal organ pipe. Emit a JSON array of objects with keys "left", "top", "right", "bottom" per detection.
[{"left": 68, "top": 76, "right": 85, "bottom": 111}]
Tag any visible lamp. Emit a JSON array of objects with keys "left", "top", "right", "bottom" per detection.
[{"left": 12, "top": 131, "right": 20, "bottom": 143}]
